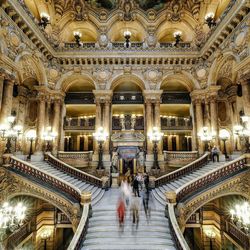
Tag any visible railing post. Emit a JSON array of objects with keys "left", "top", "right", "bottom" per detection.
[
  {"left": 80, "top": 192, "right": 92, "bottom": 218},
  {"left": 2, "top": 153, "right": 13, "bottom": 167},
  {"left": 166, "top": 191, "right": 177, "bottom": 204}
]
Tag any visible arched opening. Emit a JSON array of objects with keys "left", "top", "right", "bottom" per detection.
[
  {"left": 63, "top": 76, "right": 95, "bottom": 153},
  {"left": 160, "top": 78, "right": 192, "bottom": 153},
  {"left": 184, "top": 194, "right": 248, "bottom": 250},
  {"left": 2, "top": 195, "right": 73, "bottom": 250}
]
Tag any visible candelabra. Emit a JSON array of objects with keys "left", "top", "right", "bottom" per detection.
[
  {"left": 219, "top": 129, "right": 230, "bottom": 160},
  {"left": 93, "top": 127, "right": 108, "bottom": 169},
  {"left": 43, "top": 127, "right": 57, "bottom": 152},
  {"left": 40, "top": 229, "right": 52, "bottom": 250},
  {"left": 39, "top": 13, "right": 50, "bottom": 29},
  {"left": 26, "top": 129, "right": 36, "bottom": 160},
  {"left": 205, "top": 12, "right": 216, "bottom": 28},
  {"left": 204, "top": 228, "right": 216, "bottom": 250},
  {"left": 233, "top": 112, "right": 250, "bottom": 153},
  {"left": 148, "top": 127, "right": 163, "bottom": 169},
  {"left": 173, "top": 31, "right": 182, "bottom": 47},
  {"left": 0, "top": 115, "right": 23, "bottom": 154},
  {"left": 198, "top": 127, "right": 216, "bottom": 152},
  {"left": 124, "top": 30, "right": 131, "bottom": 48},
  {"left": 73, "top": 31, "right": 82, "bottom": 47}
]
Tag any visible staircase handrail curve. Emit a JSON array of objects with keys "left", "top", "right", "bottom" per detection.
[
  {"left": 175, "top": 154, "right": 249, "bottom": 202},
  {"left": 67, "top": 204, "right": 89, "bottom": 250},
  {"left": 46, "top": 153, "right": 102, "bottom": 188},
  {"left": 155, "top": 153, "right": 210, "bottom": 187},
  {"left": 168, "top": 203, "right": 190, "bottom": 250},
  {"left": 10, "top": 156, "right": 82, "bottom": 202}
]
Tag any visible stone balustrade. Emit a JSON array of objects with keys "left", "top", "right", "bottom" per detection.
[
  {"left": 10, "top": 156, "right": 82, "bottom": 202},
  {"left": 175, "top": 155, "right": 248, "bottom": 202},
  {"left": 155, "top": 153, "right": 209, "bottom": 187},
  {"left": 67, "top": 204, "right": 90, "bottom": 250},
  {"left": 167, "top": 203, "right": 190, "bottom": 250},
  {"left": 163, "top": 151, "right": 198, "bottom": 161},
  {"left": 64, "top": 117, "right": 95, "bottom": 130},
  {"left": 46, "top": 153, "right": 104, "bottom": 188}
]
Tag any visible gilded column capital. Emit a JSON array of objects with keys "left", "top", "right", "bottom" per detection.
[
  {"left": 93, "top": 90, "right": 113, "bottom": 104},
  {"left": 143, "top": 90, "right": 163, "bottom": 103}
]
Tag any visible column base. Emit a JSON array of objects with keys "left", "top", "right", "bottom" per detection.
[
  {"left": 145, "top": 154, "right": 165, "bottom": 173},
  {"left": 91, "top": 153, "right": 111, "bottom": 171}
]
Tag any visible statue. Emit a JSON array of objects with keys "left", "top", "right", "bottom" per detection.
[
  {"left": 119, "top": 0, "right": 135, "bottom": 21},
  {"left": 74, "top": 0, "right": 88, "bottom": 21},
  {"left": 111, "top": 152, "right": 118, "bottom": 173}
]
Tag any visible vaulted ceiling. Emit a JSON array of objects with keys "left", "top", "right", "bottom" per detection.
[{"left": 23, "top": 0, "right": 231, "bottom": 43}]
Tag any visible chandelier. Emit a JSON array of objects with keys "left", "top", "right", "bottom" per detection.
[
  {"left": 230, "top": 201, "right": 250, "bottom": 233},
  {"left": 0, "top": 202, "right": 26, "bottom": 234}
]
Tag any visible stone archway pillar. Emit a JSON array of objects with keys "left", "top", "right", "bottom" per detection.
[
  {"left": 35, "top": 95, "right": 46, "bottom": 154},
  {"left": 0, "top": 79, "right": 14, "bottom": 123}
]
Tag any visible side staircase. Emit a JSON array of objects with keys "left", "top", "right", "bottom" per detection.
[
  {"left": 31, "top": 160, "right": 105, "bottom": 206},
  {"left": 152, "top": 155, "right": 238, "bottom": 205}
]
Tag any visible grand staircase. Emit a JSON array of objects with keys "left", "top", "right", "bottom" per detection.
[
  {"left": 82, "top": 189, "right": 175, "bottom": 250},
  {"left": 31, "top": 160, "right": 105, "bottom": 206}
]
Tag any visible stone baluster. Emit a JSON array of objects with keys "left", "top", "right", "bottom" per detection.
[
  {"left": 0, "top": 79, "right": 14, "bottom": 123},
  {"left": 35, "top": 95, "right": 46, "bottom": 153}
]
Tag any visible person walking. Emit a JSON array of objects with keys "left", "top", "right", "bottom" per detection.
[
  {"left": 144, "top": 172, "right": 149, "bottom": 194},
  {"left": 130, "top": 195, "right": 140, "bottom": 229},
  {"left": 117, "top": 197, "right": 126, "bottom": 230},
  {"left": 133, "top": 173, "right": 140, "bottom": 197}
]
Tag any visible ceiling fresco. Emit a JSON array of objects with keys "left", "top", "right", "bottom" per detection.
[{"left": 88, "top": 0, "right": 167, "bottom": 11}]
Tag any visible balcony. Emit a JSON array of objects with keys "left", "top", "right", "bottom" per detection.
[
  {"left": 64, "top": 117, "right": 95, "bottom": 130},
  {"left": 112, "top": 92, "right": 144, "bottom": 104},
  {"left": 161, "top": 92, "right": 191, "bottom": 104},
  {"left": 65, "top": 92, "right": 95, "bottom": 105},
  {"left": 161, "top": 116, "right": 192, "bottom": 130}
]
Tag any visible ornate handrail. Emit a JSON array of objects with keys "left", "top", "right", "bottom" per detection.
[
  {"left": 167, "top": 204, "right": 190, "bottom": 250},
  {"left": 46, "top": 153, "right": 103, "bottom": 188},
  {"left": 175, "top": 155, "right": 248, "bottom": 202},
  {"left": 164, "top": 151, "right": 198, "bottom": 161},
  {"left": 10, "top": 156, "right": 82, "bottom": 202},
  {"left": 155, "top": 153, "right": 209, "bottom": 187},
  {"left": 67, "top": 204, "right": 90, "bottom": 250}
]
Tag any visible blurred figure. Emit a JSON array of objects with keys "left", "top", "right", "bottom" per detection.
[
  {"left": 121, "top": 178, "right": 132, "bottom": 206},
  {"left": 133, "top": 173, "right": 140, "bottom": 197},
  {"left": 117, "top": 197, "right": 126, "bottom": 230},
  {"left": 142, "top": 190, "right": 151, "bottom": 223},
  {"left": 130, "top": 195, "right": 140, "bottom": 229},
  {"left": 144, "top": 172, "right": 149, "bottom": 194}
]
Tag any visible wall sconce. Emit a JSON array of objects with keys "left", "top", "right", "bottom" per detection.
[
  {"left": 124, "top": 30, "right": 132, "bottom": 49},
  {"left": 39, "top": 13, "right": 50, "bottom": 29},
  {"left": 205, "top": 13, "right": 216, "bottom": 28},
  {"left": 173, "top": 31, "right": 182, "bottom": 47},
  {"left": 74, "top": 31, "right": 82, "bottom": 47}
]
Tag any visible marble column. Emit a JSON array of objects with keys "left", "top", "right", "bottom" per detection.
[
  {"left": 154, "top": 100, "right": 161, "bottom": 128},
  {"left": 84, "top": 135, "right": 89, "bottom": 151},
  {"left": 241, "top": 80, "right": 250, "bottom": 116},
  {"left": 59, "top": 104, "right": 66, "bottom": 151},
  {"left": 145, "top": 99, "right": 153, "bottom": 154},
  {"left": 52, "top": 99, "right": 61, "bottom": 154},
  {"left": 46, "top": 100, "right": 51, "bottom": 129},
  {"left": 210, "top": 96, "right": 219, "bottom": 146},
  {"left": 0, "top": 75, "right": 4, "bottom": 112},
  {"left": 204, "top": 99, "right": 210, "bottom": 127},
  {"left": 195, "top": 99, "right": 204, "bottom": 154},
  {"left": 94, "top": 100, "right": 102, "bottom": 152},
  {"left": 190, "top": 104, "right": 197, "bottom": 151},
  {"left": 104, "top": 99, "right": 111, "bottom": 154},
  {"left": 35, "top": 96, "right": 46, "bottom": 153},
  {"left": 0, "top": 79, "right": 14, "bottom": 123}
]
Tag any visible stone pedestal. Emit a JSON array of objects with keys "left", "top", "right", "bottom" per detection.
[{"left": 111, "top": 173, "right": 119, "bottom": 188}]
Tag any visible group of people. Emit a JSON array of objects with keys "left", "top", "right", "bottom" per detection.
[{"left": 117, "top": 172, "right": 151, "bottom": 231}]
